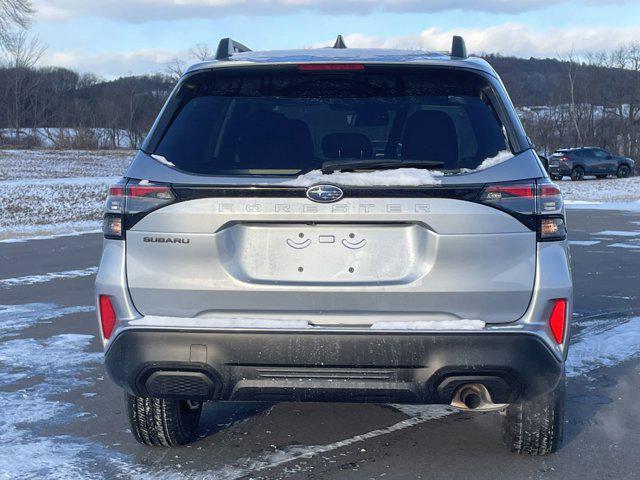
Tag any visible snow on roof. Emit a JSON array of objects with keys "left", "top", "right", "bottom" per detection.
[{"left": 230, "top": 48, "right": 448, "bottom": 63}]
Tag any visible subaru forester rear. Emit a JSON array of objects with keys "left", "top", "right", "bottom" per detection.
[{"left": 96, "top": 36, "right": 572, "bottom": 454}]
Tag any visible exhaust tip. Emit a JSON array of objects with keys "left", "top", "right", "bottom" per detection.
[
  {"left": 451, "top": 383, "right": 505, "bottom": 411},
  {"left": 463, "top": 392, "right": 481, "bottom": 409}
]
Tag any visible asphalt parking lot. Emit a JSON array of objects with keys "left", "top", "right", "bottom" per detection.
[{"left": 1, "top": 208, "right": 639, "bottom": 479}]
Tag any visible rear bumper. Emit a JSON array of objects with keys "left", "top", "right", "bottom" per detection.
[
  {"left": 549, "top": 164, "right": 570, "bottom": 175},
  {"left": 104, "top": 329, "right": 563, "bottom": 404}
]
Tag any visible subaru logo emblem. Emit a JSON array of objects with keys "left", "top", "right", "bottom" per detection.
[{"left": 306, "top": 184, "right": 343, "bottom": 203}]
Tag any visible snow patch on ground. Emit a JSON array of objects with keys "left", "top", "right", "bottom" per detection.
[
  {"left": 281, "top": 168, "right": 444, "bottom": 187},
  {"left": 565, "top": 200, "right": 640, "bottom": 212},
  {"left": 0, "top": 224, "right": 101, "bottom": 243},
  {"left": 0, "top": 334, "right": 101, "bottom": 387},
  {"left": 2, "top": 176, "right": 118, "bottom": 186},
  {"left": 0, "top": 303, "right": 94, "bottom": 339},
  {"left": 0, "top": 149, "right": 132, "bottom": 180},
  {"left": 609, "top": 243, "right": 640, "bottom": 250},
  {"left": 0, "top": 302, "right": 118, "bottom": 479},
  {"left": 0, "top": 176, "right": 113, "bottom": 239},
  {"left": 595, "top": 230, "right": 640, "bottom": 237},
  {"left": 0, "top": 267, "right": 98, "bottom": 288},
  {"left": 0, "top": 149, "right": 130, "bottom": 241},
  {"left": 569, "top": 240, "right": 600, "bottom": 246},
  {"left": 559, "top": 177, "right": 640, "bottom": 204},
  {"left": 567, "top": 316, "right": 640, "bottom": 377}
]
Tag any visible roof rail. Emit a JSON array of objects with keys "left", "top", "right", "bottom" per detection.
[
  {"left": 215, "top": 38, "right": 252, "bottom": 61},
  {"left": 451, "top": 35, "right": 468, "bottom": 59},
  {"left": 333, "top": 35, "right": 347, "bottom": 49}
]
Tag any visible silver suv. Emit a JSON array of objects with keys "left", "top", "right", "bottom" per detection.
[{"left": 96, "top": 36, "right": 572, "bottom": 455}]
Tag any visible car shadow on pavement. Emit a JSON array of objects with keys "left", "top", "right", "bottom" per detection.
[{"left": 197, "top": 401, "right": 275, "bottom": 439}]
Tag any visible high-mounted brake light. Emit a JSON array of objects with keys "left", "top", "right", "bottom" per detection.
[
  {"left": 103, "top": 179, "right": 175, "bottom": 239},
  {"left": 548, "top": 299, "right": 567, "bottom": 344},
  {"left": 298, "top": 64, "right": 365, "bottom": 71},
  {"left": 99, "top": 295, "right": 117, "bottom": 340}
]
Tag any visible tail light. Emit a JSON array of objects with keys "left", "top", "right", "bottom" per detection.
[
  {"left": 103, "top": 179, "right": 175, "bottom": 239},
  {"left": 479, "top": 179, "right": 566, "bottom": 241},
  {"left": 560, "top": 156, "right": 570, "bottom": 162},
  {"left": 548, "top": 299, "right": 567, "bottom": 344},
  {"left": 99, "top": 295, "right": 117, "bottom": 339}
]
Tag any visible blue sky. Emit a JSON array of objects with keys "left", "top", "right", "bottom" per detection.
[{"left": 28, "top": 0, "right": 640, "bottom": 78}]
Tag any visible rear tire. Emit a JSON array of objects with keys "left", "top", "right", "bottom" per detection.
[
  {"left": 502, "top": 374, "right": 565, "bottom": 455},
  {"left": 570, "top": 167, "right": 584, "bottom": 181},
  {"left": 617, "top": 165, "right": 631, "bottom": 178},
  {"left": 125, "top": 393, "right": 203, "bottom": 446}
]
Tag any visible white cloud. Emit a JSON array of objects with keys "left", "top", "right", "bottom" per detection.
[
  {"left": 41, "top": 23, "right": 640, "bottom": 78},
  {"left": 42, "top": 48, "right": 186, "bottom": 77},
  {"left": 32, "top": 0, "right": 635, "bottom": 22},
  {"left": 336, "top": 23, "right": 640, "bottom": 57}
]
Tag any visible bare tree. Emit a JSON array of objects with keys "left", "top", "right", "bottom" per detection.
[
  {"left": 190, "top": 43, "right": 213, "bottom": 61},
  {"left": 0, "top": 0, "right": 33, "bottom": 45},
  {"left": 165, "top": 58, "right": 186, "bottom": 82},
  {"left": 1, "top": 27, "right": 45, "bottom": 144},
  {"left": 165, "top": 43, "right": 214, "bottom": 82},
  {"left": 566, "top": 49, "right": 584, "bottom": 146}
]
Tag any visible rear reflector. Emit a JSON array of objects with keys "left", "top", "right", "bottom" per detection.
[
  {"left": 549, "top": 299, "right": 567, "bottom": 344},
  {"left": 298, "top": 64, "right": 365, "bottom": 71},
  {"left": 99, "top": 295, "right": 117, "bottom": 340}
]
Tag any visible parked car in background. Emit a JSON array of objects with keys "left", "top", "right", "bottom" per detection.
[{"left": 549, "top": 147, "right": 635, "bottom": 181}]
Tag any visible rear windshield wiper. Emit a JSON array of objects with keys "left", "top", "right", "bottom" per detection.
[{"left": 321, "top": 158, "right": 445, "bottom": 174}]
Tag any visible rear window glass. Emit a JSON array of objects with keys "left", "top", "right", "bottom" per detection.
[{"left": 152, "top": 68, "right": 509, "bottom": 176}]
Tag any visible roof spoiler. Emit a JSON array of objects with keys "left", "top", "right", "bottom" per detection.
[
  {"left": 215, "top": 38, "right": 252, "bottom": 61},
  {"left": 451, "top": 35, "right": 468, "bottom": 59}
]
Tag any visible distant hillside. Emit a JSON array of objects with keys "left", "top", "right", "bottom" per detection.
[
  {"left": 485, "top": 54, "right": 639, "bottom": 107},
  {"left": 2, "top": 51, "right": 640, "bottom": 156}
]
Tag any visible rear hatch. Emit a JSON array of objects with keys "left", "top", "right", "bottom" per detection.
[
  {"left": 123, "top": 64, "right": 541, "bottom": 325},
  {"left": 126, "top": 194, "right": 535, "bottom": 324}
]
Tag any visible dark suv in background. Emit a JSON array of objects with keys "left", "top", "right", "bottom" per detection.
[{"left": 549, "top": 147, "right": 635, "bottom": 181}]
